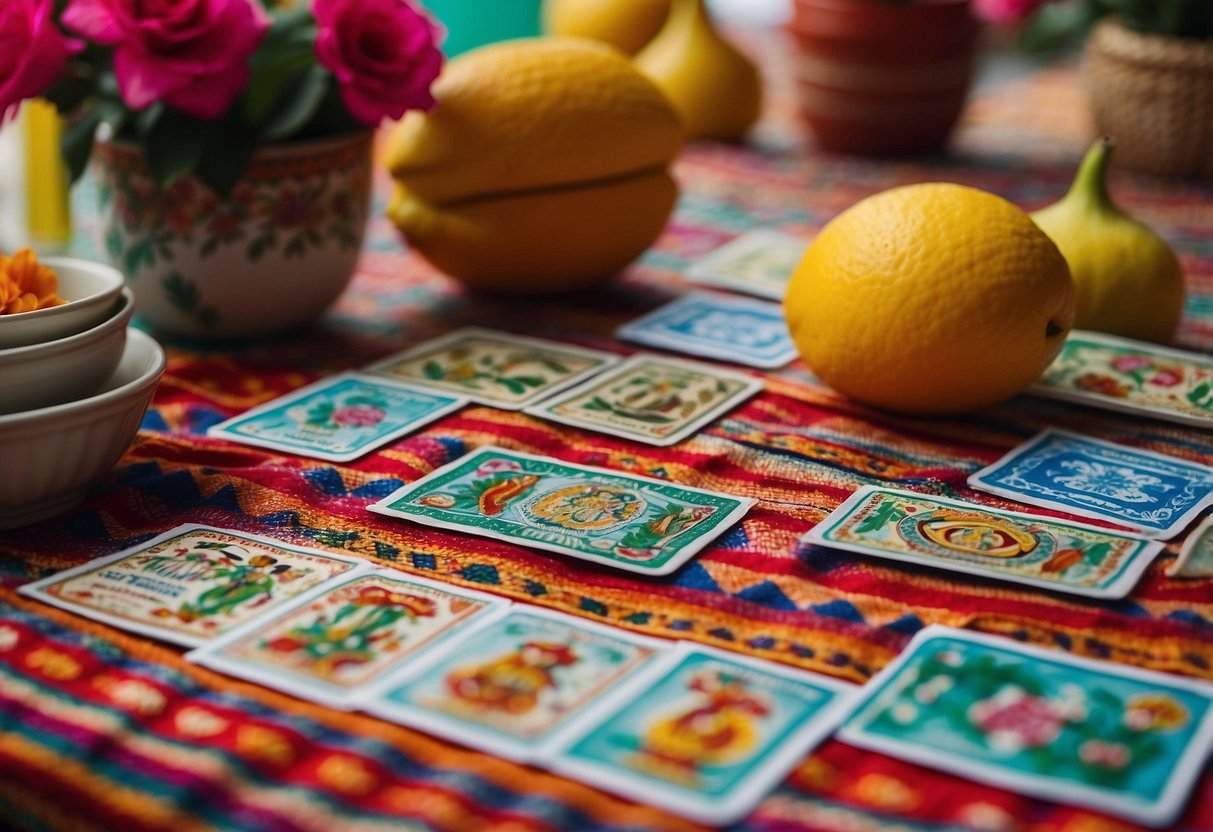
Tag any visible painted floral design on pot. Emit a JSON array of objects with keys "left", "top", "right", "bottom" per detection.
[{"left": 92, "top": 131, "right": 373, "bottom": 340}]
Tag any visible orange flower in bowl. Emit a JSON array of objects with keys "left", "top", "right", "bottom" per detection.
[{"left": 0, "top": 248, "right": 65, "bottom": 315}]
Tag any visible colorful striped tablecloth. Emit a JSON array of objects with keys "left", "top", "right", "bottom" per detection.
[{"left": 2, "top": 39, "right": 1212, "bottom": 832}]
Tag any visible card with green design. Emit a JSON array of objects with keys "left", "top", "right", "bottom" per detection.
[
  {"left": 686, "top": 230, "right": 808, "bottom": 301},
  {"left": 364, "top": 327, "right": 621, "bottom": 409},
  {"left": 367, "top": 446, "right": 755, "bottom": 575},
  {"left": 18, "top": 524, "right": 363, "bottom": 647},
  {"left": 1031, "top": 330, "right": 1213, "bottom": 428},
  {"left": 838, "top": 626, "right": 1213, "bottom": 828},
  {"left": 186, "top": 569, "right": 509, "bottom": 709},
  {"left": 1168, "top": 514, "right": 1213, "bottom": 579},
  {"left": 355, "top": 607, "right": 667, "bottom": 762},
  {"left": 552, "top": 643, "right": 854, "bottom": 825},
  {"left": 804, "top": 486, "right": 1163, "bottom": 599},
  {"left": 525, "top": 354, "right": 763, "bottom": 446}
]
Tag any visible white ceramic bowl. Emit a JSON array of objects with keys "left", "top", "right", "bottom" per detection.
[
  {"left": 0, "top": 328, "right": 165, "bottom": 530},
  {"left": 0, "top": 257, "right": 125, "bottom": 348},
  {"left": 0, "top": 287, "right": 134, "bottom": 414}
]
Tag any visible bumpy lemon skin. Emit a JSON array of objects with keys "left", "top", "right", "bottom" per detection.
[
  {"left": 385, "top": 38, "right": 684, "bottom": 294},
  {"left": 784, "top": 183, "right": 1076, "bottom": 415}
]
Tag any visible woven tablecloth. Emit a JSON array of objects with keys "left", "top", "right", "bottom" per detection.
[{"left": 1, "top": 36, "right": 1212, "bottom": 832}]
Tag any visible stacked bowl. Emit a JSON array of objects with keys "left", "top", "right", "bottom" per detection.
[{"left": 0, "top": 258, "right": 166, "bottom": 530}]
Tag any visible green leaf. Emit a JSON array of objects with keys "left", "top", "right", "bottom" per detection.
[
  {"left": 423, "top": 361, "right": 446, "bottom": 380},
  {"left": 61, "top": 109, "right": 101, "bottom": 184},
  {"left": 145, "top": 109, "right": 210, "bottom": 188},
  {"left": 259, "top": 64, "right": 332, "bottom": 142}
]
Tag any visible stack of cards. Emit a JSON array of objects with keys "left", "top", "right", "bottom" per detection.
[{"left": 368, "top": 446, "right": 755, "bottom": 576}]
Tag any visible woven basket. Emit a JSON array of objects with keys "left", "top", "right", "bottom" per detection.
[{"left": 1084, "top": 19, "right": 1213, "bottom": 180}]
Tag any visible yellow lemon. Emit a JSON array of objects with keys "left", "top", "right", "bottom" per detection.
[
  {"left": 543, "top": 0, "right": 671, "bottom": 54},
  {"left": 784, "top": 183, "right": 1075, "bottom": 415},
  {"left": 385, "top": 38, "right": 683, "bottom": 294}
]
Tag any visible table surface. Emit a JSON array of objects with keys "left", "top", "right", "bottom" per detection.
[{"left": 2, "top": 33, "right": 1213, "bottom": 832}]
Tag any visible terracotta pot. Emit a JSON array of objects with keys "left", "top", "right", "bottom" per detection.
[
  {"left": 91, "top": 131, "right": 373, "bottom": 341},
  {"left": 1084, "top": 19, "right": 1213, "bottom": 180},
  {"left": 787, "top": 0, "right": 980, "bottom": 155}
]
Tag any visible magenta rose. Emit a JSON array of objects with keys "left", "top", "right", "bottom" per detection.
[
  {"left": 973, "top": 0, "right": 1051, "bottom": 25},
  {"left": 332, "top": 404, "right": 386, "bottom": 427},
  {"left": 313, "top": 0, "right": 442, "bottom": 126},
  {"left": 0, "top": 0, "right": 81, "bottom": 120},
  {"left": 62, "top": 0, "right": 269, "bottom": 120}
]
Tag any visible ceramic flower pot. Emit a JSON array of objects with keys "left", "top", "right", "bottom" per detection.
[
  {"left": 787, "top": 0, "right": 980, "bottom": 155},
  {"left": 91, "top": 131, "right": 373, "bottom": 340},
  {"left": 1084, "top": 19, "right": 1213, "bottom": 180}
]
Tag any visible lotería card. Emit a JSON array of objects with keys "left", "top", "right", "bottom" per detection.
[
  {"left": 207, "top": 372, "right": 466, "bottom": 462},
  {"left": 685, "top": 230, "right": 808, "bottom": 301},
  {"left": 18, "top": 524, "right": 364, "bottom": 647},
  {"left": 803, "top": 486, "right": 1164, "bottom": 598},
  {"left": 367, "top": 446, "right": 755, "bottom": 576},
  {"left": 967, "top": 428, "right": 1213, "bottom": 540},
  {"left": 837, "top": 626, "right": 1213, "bottom": 828},
  {"left": 525, "top": 354, "right": 763, "bottom": 447},
  {"left": 364, "top": 327, "right": 621, "bottom": 410}
]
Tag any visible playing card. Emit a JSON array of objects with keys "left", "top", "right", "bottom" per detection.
[
  {"left": 525, "top": 354, "right": 763, "bottom": 447},
  {"left": 1167, "top": 514, "right": 1213, "bottom": 579},
  {"left": 803, "top": 486, "right": 1163, "bottom": 599},
  {"left": 355, "top": 607, "right": 668, "bottom": 762},
  {"left": 837, "top": 626, "right": 1213, "bottom": 828},
  {"left": 616, "top": 292, "right": 799, "bottom": 369},
  {"left": 967, "top": 428, "right": 1213, "bottom": 540},
  {"left": 1032, "top": 330, "right": 1213, "bottom": 429},
  {"left": 207, "top": 372, "right": 466, "bottom": 462},
  {"left": 364, "top": 327, "right": 621, "bottom": 410},
  {"left": 368, "top": 446, "right": 755, "bottom": 576},
  {"left": 685, "top": 230, "right": 808, "bottom": 301},
  {"left": 186, "top": 570, "right": 509, "bottom": 709},
  {"left": 18, "top": 525, "right": 363, "bottom": 647},
  {"left": 552, "top": 643, "right": 854, "bottom": 826}
]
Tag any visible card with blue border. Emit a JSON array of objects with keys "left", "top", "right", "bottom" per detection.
[
  {"left": 616, "top": 292, "right": 799, "bottom": 369},
  {"left": 208, "top": 372, "right": 466, "bottom": 462},
  {"left": 967, "top": 428, "right": 1213, "bottom": 540}
]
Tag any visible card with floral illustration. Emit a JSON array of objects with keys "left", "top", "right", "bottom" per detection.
[
  {"left": 186, "top": 570, "right": 509, "bottom": 709},
  {"left": 616, "top": 292, "right": 799, "bottom": 369},
  {"left": 367, "top": 446, "right": 754, "bottom": 576},
  {"left": 355, "top": 607, "right": 667, "bottom": 762},
  {"left": 207, "top": 372, "right": 466, "bottom": 462},
  {"left": 837, "top": 626, "right": 1213, "bottom": 828},
  {"left": 803, "top": 486, "right": 1163, "bottom": 599},
  {"left": 18, "top": 525, "right": 364, "bottom": 647},
  {"left": 1032, "top": 330, "right": 1213, "bottom": 429},
  {"left": 525, "top": 354, "right": 763, "bottom": 447},
  {"left": 1167, "top": 514, "right": 1213, "bottom": 579},
  {"left": 685, "top": 230, "right": 808, "bottom": 301},
  {"left": 364, "top": 327, "right": 621, "bottom": 409},
  {"left": 552, "top": 643, "right": 854, "bottom": 825},
  {"left": 967, "top": 429, "right": 1213, "bottom": 540}
]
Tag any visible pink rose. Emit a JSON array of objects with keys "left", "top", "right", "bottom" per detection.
[
  {"left": 332, "top": 404, "right": 386, "bottom": 427},
  {"left": 973, "top": 0, "right": 1051, "bottom": 25},
  {"left": 0, "top": 0, "right": 81, "bottom": 120},
  {"left": 62, "top": 0, "right": 270, "bottom": 120},
  {"left": 313, "top": 0, "right": 442, "bottom": 126}
]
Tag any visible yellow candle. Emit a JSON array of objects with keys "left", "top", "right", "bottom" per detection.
[{"left": 23, "top": 99, "right": 71, "bottom": 249}]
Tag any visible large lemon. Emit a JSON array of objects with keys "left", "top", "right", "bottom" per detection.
[
  {"left": 784, "top": 183, "right": 1076, "bottom": 415},
  {"left": 386, "top": 38, "right": 683, "bottom": 294}
]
